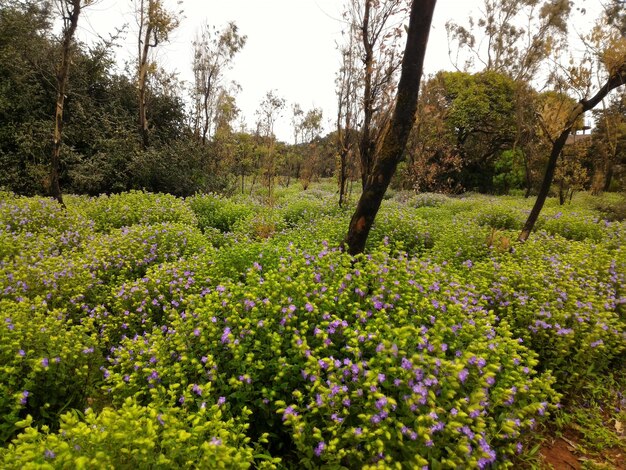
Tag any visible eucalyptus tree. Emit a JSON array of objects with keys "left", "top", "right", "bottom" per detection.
[
  {"left": 191, "top": 21, "right": 246, "bottom": 145},
  {"left": 50, "top": 0, "right": 90, "bottom": 205},
  {"left": 135, "top": 0, "right": 181, "bottom": 150},
  {"left": 345, "top": 0, "right": 437, "bottom": 255},
  {"left": 336, "top": 24, "right": 359, "bottom": 206},
  {"left": 341, "top": 0, "right": 412, "bottom": 187},
  {"left": 255, "top": 90, "right": 285, "bottom": 201}
]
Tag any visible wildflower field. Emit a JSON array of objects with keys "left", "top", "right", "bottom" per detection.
[{"left": 0, "top": 184, "right": 624, "bottom": 469}]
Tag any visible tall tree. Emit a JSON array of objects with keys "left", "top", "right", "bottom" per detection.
[
  {"left": 336, "top": 26, "right": 359, "bottom": 206},
  {"left": 191, "top": 21, "right": 246, "bottom": 144},
  {"left": 135, "top": 0, "right": 180, "bottom": 150},
  {"left": 342, "top": 0, "right": 411, "bottom": 187},
  {"left": 518, "top": 14, "right": 626, "bottom": 241},
  {"left": 590, "top": 91, "right": 626, "bottom": 193},
  {"left": 255, "top": 90, "right": 285, "bottom": 202},
  {"left": 50, "top": 0, "right": 85, "bottom": 205},
  {"left": 345, "top": 0, "right": 437, "bottom": 255}
]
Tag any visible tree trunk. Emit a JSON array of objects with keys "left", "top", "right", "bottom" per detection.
[
  {"left": 339, "top": 149, "right": 348, "bottom": 207},
  {"left": 359, "top": 0, "right": 374, "bottom": 189},
  {"left": 518, "top": 65, "right": 626, "bottom": 242},
  {"left": 50, "top": 0, "right": 82, "bottom": 206},
  {"left": 138, "top": 0, "right": 154, "bottom": 151},
  {"left": 345, "top": 0, "right": 437, "bottom": 255},
  {"left": 604, "top": 165, "right": 614, "bottom": 192}
]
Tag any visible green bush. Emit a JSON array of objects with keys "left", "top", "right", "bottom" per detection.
[
  {"left": 67, "top": 191, "right": 197, "bottom": 233},
  {"left": 1, "top": 399, "right": 263, "bottom": 469},
  {"left": 188, "top": 194, "right": 258, "bottom": 233},
  {"left": 103, "top": 248, "right": 559, "bottom": 468},
  {"left": 0, "top": 300, "right": 101, "bottom": 443}
]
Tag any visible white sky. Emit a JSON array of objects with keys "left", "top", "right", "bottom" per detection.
[{"left": 77, "top": 0, "right": 602, "bottom": 142}]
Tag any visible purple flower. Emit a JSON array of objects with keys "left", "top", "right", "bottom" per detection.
[
  {"left": 193, "top": 328, "right": 200, "bottom": 336},
  {"left": 458, "top": 369, "right": 469, "bottom": 383},
  {"left": 20, "top": 390, "right": 29, "bottom": 405},
  {"left": 354, "top": 427, "right": 362, "bottom": 435},
  {"left": 305, "top": 303, "right": 314, "bottom": 312},
  {"left": 217, "top": 396, "right": 226, "bottom": 406},
  {"left": 44, "top": 449, "right": 55, "bottom": 459},
  {"left": 314, "top": 441, "right": 326, "bottom": 456},
  {"left": 282, "top": 406, "right": 297, "bottom": 421},
  {"left": 41, "top": 357, "right": 49, "bottom": 367},
  {"left": 18, "top": 349, "right": 25, "bottom": 357},
  {"left": 221, "top": 327, "right": 231, "bottom": 344}
]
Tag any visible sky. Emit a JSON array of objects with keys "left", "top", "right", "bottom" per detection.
[{"left": 77, "top": 0, "right": 601, "bottom": 142}]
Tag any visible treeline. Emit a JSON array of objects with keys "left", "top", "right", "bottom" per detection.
[
  {"left": 1, "top": 0, "right": 625, "bottom": 201},
  {"left": 0, "top": 1, "right": 335, "bottom": 198}
]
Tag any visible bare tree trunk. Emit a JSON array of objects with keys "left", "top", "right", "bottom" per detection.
[
  {"left": 138, "top": 0, "right": 154, "bottom": 150},
  {"left": 359, "top": 0, "right": 374, "bottom": 189},
  {"left": 50, "top": 0, "right": 82, "bottom": 206},
  {"left": 345, "top": 0, "right": 437, "bottom": 255},
  {"left": 604, "top": 165, "right": 614, "bottom": 192},
  {"left": 518, "top": 66, "right": 626, "bottom": 242}
]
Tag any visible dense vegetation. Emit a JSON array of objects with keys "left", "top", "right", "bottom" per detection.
[{"left": 0, "top": 185, "right": 624, "bottom": 468}]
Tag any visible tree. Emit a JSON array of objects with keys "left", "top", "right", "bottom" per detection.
[
  {"left": 403, "top": 71, "right": 519, "bottom": 192},
  {"left": 447, "top": 0, "right": 575, "bottom": 197},
  {"left": 0, "top": 0, "right": 56, "bottom": 195},
  {"left": 336, "top": 27, "right": 359, "bottom": 206},
  {"left": 345, "top": 0, "right": 437, "bottom": 255},
  {"left": 50, "top": 0, "right": 86, "bottom": 205},
  {"left": 298, "top": 107, "right": 323, "bottom": 189},
  {"left": 590, "top": 91, "right": 626, "bottom": 193},
  {"left": 135, "top": 0, "right": 180, "bottom": 150},
  {"left": 518, "top": 12, "right": 626, "bottom": 241},
  {"left": 342, "top": 0, "right": 411, "bottom": 187},
  {"left": 446, "top": 0, "right": 571, "bottom": 82},
  {"left": 191, "top": 21, "right": 246, "bottom": 145},
  {"left": 255, "top": 90, "right": 285, "bottom": 202}
]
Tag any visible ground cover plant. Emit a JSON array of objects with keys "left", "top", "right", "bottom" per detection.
[{"left": 0, "top": 186, "right": 624, "bottom": 468}]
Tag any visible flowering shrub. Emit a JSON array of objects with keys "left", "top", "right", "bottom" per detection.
[
  {"left": 0, "top": 189, "right": 624, "bottom": 468},
  {"left": 67, "top": 191, "right": 197, "bottom": 233},
  {"left": 102, "top": 247, "right": 558, "bottom": 468},
  {"left": 0, "top": 299, "right": 101, "bottom": 443},
  {"left": 0, "top": 399, "right": 264, "bottom": 469}
]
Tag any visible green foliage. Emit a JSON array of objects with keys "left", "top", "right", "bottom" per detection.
[
  {"left": 188, "top": 193, "right": 258, "bottom": 233},
  {"left": 493, "top": 150, "right": 526, "bottom": 194},
  {"left": 1, "top": 399, "right": 260, "bottom": 469},
  {"left": 66, "top": 191, "right": 197, "bottom": 233},
  {"left": 0, "top": 188, "right": 624, "bottom": 468}
]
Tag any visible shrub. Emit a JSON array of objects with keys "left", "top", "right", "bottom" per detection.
[
  {"left": 0, "top": 299, "right": 101, "bottom": 443},
  {"left": 188, "top": 194, "right": 258, "bottom": 233},
  {"left": 102, "top": 247, "right": 559, "bottom": 468},
  {"left": 1, "top": 399, "right": 263, "bottom": 469},
  {"left": 68, "top": 191, "right": 197, "bottom": 233}
]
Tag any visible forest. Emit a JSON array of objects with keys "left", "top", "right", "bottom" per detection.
[{"left": 0, "top": 0, "right": 625, "bottom": 468}]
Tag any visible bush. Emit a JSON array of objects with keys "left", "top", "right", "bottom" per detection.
[
  {"left": 188, "top": 194, "right": 258, "bottom": 233},
  {"left": 102, "top": 247, "right": 559, "bottom": 468},
  {"left": 0, "top": 299, "right": 101, "bottom": 443},
  {"left": 67, "top": 191, "right": 197, "bottom": 233},
  {"left": 1, "top": 399, "right": 262, "bottom": 469}
]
